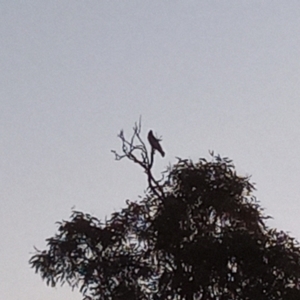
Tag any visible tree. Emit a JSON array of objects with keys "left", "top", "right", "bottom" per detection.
[{"left": 30, "top": 122, "right": 300, "bottom": 300}]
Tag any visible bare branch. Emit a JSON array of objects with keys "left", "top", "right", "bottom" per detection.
[{"left": 111, "top": 120, "right": 165, "bottom": 200}]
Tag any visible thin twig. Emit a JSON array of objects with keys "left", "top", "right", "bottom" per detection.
[{"left": 111, "top": 120, "right": 165, "bottom": 200}]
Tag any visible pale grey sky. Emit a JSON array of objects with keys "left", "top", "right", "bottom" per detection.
[{"left": 1, "top": 2, "right": 300, "bottom": 299}]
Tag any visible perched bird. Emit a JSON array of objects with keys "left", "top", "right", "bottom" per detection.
[{"left": 148, "top": 130, "right": 165, "bottom": 157}]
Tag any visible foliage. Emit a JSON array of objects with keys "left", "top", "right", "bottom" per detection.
[{"left": 30, "top": 123, "right": 300, "bottom": 300}]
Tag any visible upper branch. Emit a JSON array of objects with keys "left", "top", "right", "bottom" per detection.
[{"left": 111, "top": 120, "right": 165, "bottom": 200}]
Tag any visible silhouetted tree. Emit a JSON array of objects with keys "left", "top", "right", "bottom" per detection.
[{"left": 30, "top": 121, "right": 300, "bottom": 300}]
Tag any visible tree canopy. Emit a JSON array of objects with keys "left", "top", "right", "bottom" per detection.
[{"left": 30, "top": 123, "right": 300, "bottom": 300}]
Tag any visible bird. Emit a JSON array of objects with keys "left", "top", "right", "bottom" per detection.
[{"left": 148, "top": 130, "right": 165, "bottom": 157}]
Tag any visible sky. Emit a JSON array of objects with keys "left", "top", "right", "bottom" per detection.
[{"left": 1, "top": 1, "right": 300, "bottom": 299}]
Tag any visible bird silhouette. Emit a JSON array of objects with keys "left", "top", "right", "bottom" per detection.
[{"left": 148, "top": 130, "right": 165, "bottom": 157}]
